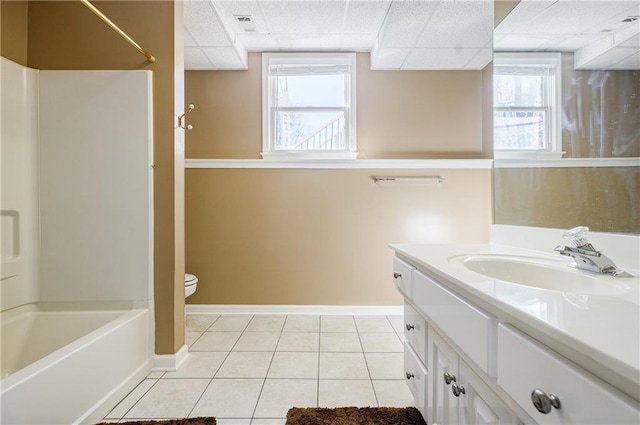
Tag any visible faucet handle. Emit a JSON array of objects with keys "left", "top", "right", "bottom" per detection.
[{"left": 563, "top": 226, "right": 594, "bottom": 250}]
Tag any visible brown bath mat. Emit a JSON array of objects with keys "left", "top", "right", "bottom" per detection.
[
  {"left": 104, "top": 418, "right": 216, "bottom": 425},
  {"left": 286, "top": 407, "right": 427, "bottom": 425}
]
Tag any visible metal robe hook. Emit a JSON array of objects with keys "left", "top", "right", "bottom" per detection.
[{"left": 178, "top": 103, "right": 195, "bottom": 130}]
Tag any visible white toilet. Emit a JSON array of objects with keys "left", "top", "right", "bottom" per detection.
[{"left": 185, "top": 274, "right": 198, "bottom": 298}]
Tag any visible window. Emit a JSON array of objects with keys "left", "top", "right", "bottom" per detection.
[
  {"left": 262, "top": 53, "right": 357, "bottom": 160},
  {"left": 493, "top": 53, "right": 562, "bottom": 159}
]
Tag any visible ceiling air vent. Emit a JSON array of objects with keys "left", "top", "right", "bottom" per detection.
[{"left": 234, "top": 15, "right": 256, "bottom": 33}]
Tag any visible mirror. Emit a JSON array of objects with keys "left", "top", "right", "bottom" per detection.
[{"left": 492, "top": 1, "right": 640, "bottom": 234}]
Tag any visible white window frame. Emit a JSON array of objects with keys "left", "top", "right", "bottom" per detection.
[
  {"left": 262, "top": 52, "right": 358, "bottom": 160},
  {"left": 493, "top": 52, "right": 563, "bottom": 160}
]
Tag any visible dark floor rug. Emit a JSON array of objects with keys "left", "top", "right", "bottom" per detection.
[
  {"left": 286, "top": 407, "right": 427, "bottom": 425},
  {"left": 103, "top": 418, "right": 216, "bottom": 425}
]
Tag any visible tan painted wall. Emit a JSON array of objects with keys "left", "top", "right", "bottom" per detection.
[
  {"left": 26, "top": 0, "right": 183, "bottom": 354},
  {"left": 186, "top": 53, "right": 487, "bottom": 159},
  {"left": 186, "top": 168, "right": 492, "bottom": 305},
  {"left": 185, "top": 54, "right": 492, "bottom": 305},
  {"left": 1, "top": 0, "right": 28, "bottom": 66},
  {"left": 495, "top": 167, "right": 639, "bottom": 233}
]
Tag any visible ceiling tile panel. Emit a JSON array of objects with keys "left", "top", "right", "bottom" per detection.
[
  {"left": 402, "top": 47, "right": 479, "bottom": 70},
  {"left": 465, "top": 48, "right": 493, "bottom": 70},
  {"left": 496, "top": 1, "right": 638, "bottom": 36},
  {"left": 577, "top": 47, "right": 639, "bottom": 69},
  {"left": 185, "top": 47, "right": 214, "bottom": 70},
  {"left": 415, "top": 1, "right": 493, "bottom": 48},
  {"left": 617, "top": 31, "right": 640, "bottom": 48},
  {"left": 535, "top": 1, "right": 639, "bottom": 35},
  {"left": 184, "top": 28, "right": 198, "bottom": 47},
  {"left": 607, "top": 50, "right": 640, "bottom": 69},
  {"left": 376, "top": 1, "right": 440, "bottom": 48},
  {"left": 547, "top": 34, "right": 609, "bottom": 51},
  {"left": 493, "top": 0, "right": 556, "bottom": 34},
  {"left": 259, "top": 1, "right": 347, "bottom": 35},
  {"left": 370, "top": 46, "right": 410, "bottom": 69},
  {"left": 237, "top": 34, "right": 280, "bottom": 51},
  {"left": 202, "top": 47, "right": 248, "bottom": 70},
  {"left": 342, "top": 1, "right": 392, "bottom": 34},
  {"left": 184, "top": 0, "right": 231, "bottom": 47}
]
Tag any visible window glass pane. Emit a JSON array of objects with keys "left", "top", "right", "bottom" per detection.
[
  {"left": 274, "top": 73, "right": 346, "bottom": 108},
  {"left": 275, "top": 111, "right": 345, "bottom": 151},
  {"left": 494, "top": 74, "right": 544, "bottom": 107},
  {"left": 494, "top": 110, "right": 547, "bottom": 150}
]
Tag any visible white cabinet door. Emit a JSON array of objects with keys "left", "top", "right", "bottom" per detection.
[
  {"left": 428, "top": 330, "right": 459, "bottom": 425},
  {"left": 404, "top": 301, "right": 427, "bottom": 364},
  {"left": 404, "top": 342, "right": 428, "bottom": 419},
  {"left": 429, "top": 328, "right": 518, "bottom": 425},
  {"left": 458, "top": 360, "right": 517, "bottom": 425}
]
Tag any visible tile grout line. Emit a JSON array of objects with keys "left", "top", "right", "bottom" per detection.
[
  {"left": 317, "top": 315, "right": 322, "bottom": 408},
  {"left": 109, "top": 376, "right": 162, "bottom": 421},
  {"left": 184, "top": 314, "right": 254, "bottom": 419},
  {"left": 249, "top": 315, "right": 287, "bottom": 421},
  {"left": 354, "top": 316, "right": 380, "bottom": 408}
]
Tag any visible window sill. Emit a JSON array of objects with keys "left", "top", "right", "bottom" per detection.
[
  {"left": 494, "top": 150, "right": 565, "bottom": 160},
  {"left": 260, "top": 152, "right": 359, "bottom": 161}
]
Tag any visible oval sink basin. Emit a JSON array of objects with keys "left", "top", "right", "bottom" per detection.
[{"left": 458, "top": 255, "right": 630, "bottom": 295}]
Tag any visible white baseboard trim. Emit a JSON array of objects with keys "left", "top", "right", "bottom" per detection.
[
  {"left": 185, "top": 304, "right": 403, "bottom": 316},
  {"left": 152, "top": 344, "right": 190, "bottom": 371}
]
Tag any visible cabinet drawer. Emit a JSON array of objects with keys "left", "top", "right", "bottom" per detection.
[
  {"left": 413, "top": 270, "right": 496, "bottom": 375},
  {"left": 405, "top": 341, "right": 428, "bottom": 418},
  {"left": 393, "top": 257, "right": 414, "bottom": 297},
  {"left": 498, "top": 324, "right": 639, "bottom": 424},
  {"left": 404, "top": 301, "right": 427, "bottom": 365}
]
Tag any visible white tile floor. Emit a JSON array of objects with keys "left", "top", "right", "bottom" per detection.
[{"left": 102, "top": 314, "right": 413, "bottom": 424}]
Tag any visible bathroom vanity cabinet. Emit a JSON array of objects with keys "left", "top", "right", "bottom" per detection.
[{"left": 392, "top": 251, "right": 640, "bottom": 425}]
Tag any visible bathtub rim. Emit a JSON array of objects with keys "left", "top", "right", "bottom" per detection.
[{"left": 1, "top": 302, "right": 148, "bottom": 392}]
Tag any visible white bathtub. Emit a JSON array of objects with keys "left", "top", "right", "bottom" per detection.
[{"left": 0, "top": 302, "right": 151, "bottom": 424}]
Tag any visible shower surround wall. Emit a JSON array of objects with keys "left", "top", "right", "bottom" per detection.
[
  {"left": 1, "top": 58, "right": 39, "bottom": 310},
  {"left": 0, "top": 57, "right": 154, "bottom": 424},
  {"left": 1, "top": 57, "right": 153, "bottom": 306},
  {"left": 38, "top": 70, "right": 153, "bottom": 302}
]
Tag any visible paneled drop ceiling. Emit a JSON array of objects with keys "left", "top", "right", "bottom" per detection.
[
  {"left": 184, "top": 0, "right": 494, "bottom": 70},
  {"left": 495, "top": 0, "right": 640, "bottom": 70}
]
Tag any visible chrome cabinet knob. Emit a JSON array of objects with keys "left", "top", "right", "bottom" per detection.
[
  {"left": 405, "top": 323, "right": 415, "bottom": 331},
  {"left": 393, "top": 272, "right": 402, "bottom": 279},
  {"left": 406, "top": 372, "right": 415, "bottom": 380},
  {"left": 451, "top": 383, "right": 466, "bottom": 397},
  {"left": 443, "top": 372, "right": 456, "bottom": 385},
  {"left": 531, "top": 388, "right": 561, "bottom": 414}
]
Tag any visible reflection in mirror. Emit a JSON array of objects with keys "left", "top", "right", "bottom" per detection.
[{"left": 492, "top": 0, "right": 639, "bottom": 234}]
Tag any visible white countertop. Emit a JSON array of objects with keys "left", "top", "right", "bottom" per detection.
[{"left": 391, "top": 243, "right": 640, "bottom": 402}]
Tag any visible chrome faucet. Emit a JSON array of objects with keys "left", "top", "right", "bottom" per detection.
[{"left": 554, "top": 227, "right": 633, "bottom": 278}]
